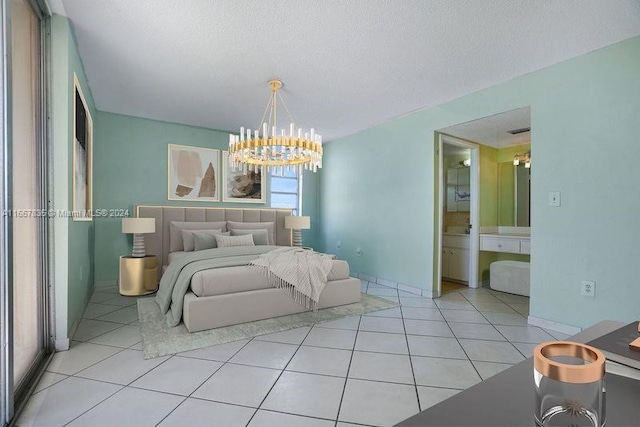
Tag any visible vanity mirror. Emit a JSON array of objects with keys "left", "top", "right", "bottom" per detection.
[{"left": 498, "top": 162, "right": 530, "bottom": 226}]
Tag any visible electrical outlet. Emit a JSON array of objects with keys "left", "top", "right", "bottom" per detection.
[
  {"left": 581, "top": 280, "right": 595, "bottom": 297},
  {"left": 356, "top": 247, "right": 363, "bottom": 256},
  {"left": 548, "top": 191, "right": 561, "bottom": 207}
]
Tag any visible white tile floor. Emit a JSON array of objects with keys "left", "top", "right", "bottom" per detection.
[{"left": 18, "top": 281, "right": 568, "bottom": 427}]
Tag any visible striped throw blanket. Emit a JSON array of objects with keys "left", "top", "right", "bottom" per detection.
[{"left": 250, "top": 247, "right": 335, "bottom": 310}]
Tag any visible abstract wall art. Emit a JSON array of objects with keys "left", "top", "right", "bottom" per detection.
[
  {"left": 222, "top": 150, "right": 265, "bottom": 203},
  {"left": 72, "top": 73, "right": 93, "bottom": 221},
  {"left": 168, "top": 144, "right": 220, "bottom": 201}
]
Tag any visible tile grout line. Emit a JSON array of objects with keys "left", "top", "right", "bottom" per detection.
[
  {"left": 126, "top": 333, "right": 257, "bottom": 426},
  {"left": 245, "top": 326, "right": 316, "bottom": 425},
  {"left": 431, "top": 290, "right": 487, "bottom": 382},
  {"left": 399, "top": 302, "right": 423, "bottom": 412},
  {"left": 333, "top": 310, "right": 363, "bottom": 426},
  {"left": 458, "top": 291, "right": 533, "bottom": 361}
]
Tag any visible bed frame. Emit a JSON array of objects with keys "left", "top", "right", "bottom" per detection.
[
  {"left": 135, "top": 205, "right": 361, "bottom": 332},
  {"left": 135, "top": 205, "right": 293, "bottom": 281}
]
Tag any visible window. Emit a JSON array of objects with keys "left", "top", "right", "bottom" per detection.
[{"left": 270, "top": 168, "right": 301, "bottom": 215}]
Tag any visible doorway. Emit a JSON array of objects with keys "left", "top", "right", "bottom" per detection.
[
  {"left": 434, "top": 134, "right": 480, "bottom": 297},
  {"left": 435, "top": 107, "right": 532, "bottom": 313},
  {"left": 1, "top": 0, "right": 52, "bottom": 424}
]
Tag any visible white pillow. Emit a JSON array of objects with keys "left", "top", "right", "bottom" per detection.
[
  {"left": 181, "top": 229, "right": 222, "bottom": 252},
  {"left": 215, "top": 233, "right": 255, "bottom": 248}
]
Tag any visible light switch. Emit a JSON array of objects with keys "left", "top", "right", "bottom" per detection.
[{"left": 548, "top": 191, "right": 561, "bottom": 207}]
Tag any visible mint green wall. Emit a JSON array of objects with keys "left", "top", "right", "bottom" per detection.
[
  {"left": 93, "top": 112, "right": 319, "bottom": 282},
  {"left": 51, "top": 15, "right": 96, "bottom": 340},
  {"left": 320, "top": 36, "right": 640, "bottom": 329}
]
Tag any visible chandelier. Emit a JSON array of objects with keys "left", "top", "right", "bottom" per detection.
[{"left": 228, "top": 80, "right": 323, "bottom": 175}]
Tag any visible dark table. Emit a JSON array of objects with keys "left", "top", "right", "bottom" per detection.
[{"left": 396, "top": 321, "right": 640, "bottom": 426}]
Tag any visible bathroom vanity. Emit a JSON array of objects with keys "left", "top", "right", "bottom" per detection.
[{"left": 442, "top": 233, "right": 470, "bottom": 282}]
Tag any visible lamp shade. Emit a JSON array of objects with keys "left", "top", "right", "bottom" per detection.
[
  {"left": 122, "top": 218, "right": 155, "bottom": 234},
  {"left": 285, "top": 216, "right": 310, "bottom": 230}
]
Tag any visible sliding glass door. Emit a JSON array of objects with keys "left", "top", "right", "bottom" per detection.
[{"left": 1, "top": 0, "right": 50, "bottom": 424}]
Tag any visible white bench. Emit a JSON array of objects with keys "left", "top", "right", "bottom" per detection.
[{"left": 490, "top": 260, "right": 530, "bottom": 296}]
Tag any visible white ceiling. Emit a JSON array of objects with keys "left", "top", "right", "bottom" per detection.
[
  {"left": 59, "top": 0, "right": 640, "bottom": 141},
  {"left": 440, "top": 107, "right": 531, "bottom": 148}
]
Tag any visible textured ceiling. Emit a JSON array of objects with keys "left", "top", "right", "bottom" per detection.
[{"left": 60, "top": 0, "right": 640, "bottom": 141}]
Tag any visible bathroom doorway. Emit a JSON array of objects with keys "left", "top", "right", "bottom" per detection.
[{"left": 435, "top": 107, "right": 532, "bottom": 315}]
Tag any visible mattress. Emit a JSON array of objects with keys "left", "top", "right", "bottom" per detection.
[{"left": 190, "top": 259, "right": 351, "bottom": 298}]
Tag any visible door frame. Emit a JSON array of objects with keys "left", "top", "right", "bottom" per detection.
[
  {"left": 434, "top": 133, "right": 480, "bottom": 296},
  {"left": 1, "top": 0, "right": 52, "bottom": 424}
]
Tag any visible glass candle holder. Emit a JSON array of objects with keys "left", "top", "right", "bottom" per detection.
[{"left": 534, "top": 341, "right": 606, "bottom": 427}]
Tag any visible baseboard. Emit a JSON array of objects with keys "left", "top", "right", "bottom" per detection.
[
  {"left": 358, "top": 273, "right": 377, "bottom": 283},
  {"left": 55, "top": 338, "right": 69, "bottom": 351},
  {"left": 357, "top": 272, "right": 432, "bottom": 298},
  {"left": 528, "top": 315, "right": 582, "bottom": 335}
]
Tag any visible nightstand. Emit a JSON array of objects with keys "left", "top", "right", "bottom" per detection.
[{"left": 119, "top": 255, "right": 158, "bottom": 296}]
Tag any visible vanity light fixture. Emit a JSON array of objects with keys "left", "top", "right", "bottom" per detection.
[{"left": 513, "top": 152, "right": 531, "bottom": 168}]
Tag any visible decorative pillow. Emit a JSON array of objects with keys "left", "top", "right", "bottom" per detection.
[
  {"left": 169, "top": 221, "right": 227, "bottom": 252},
  {"left": 230, "top": 229, "right": 269, "bottom": 245},
  {"left": 181, "top": 229, "right": 222, "bottom": 252},
  {"left": 194, "top": 231, "right": 230, "bottom": 251},
  {"left": 215, "top": 233, "right": 255, "bottom": 248},
  {"left": 226, "top": 221, "right": 275, "bottom": 245}
]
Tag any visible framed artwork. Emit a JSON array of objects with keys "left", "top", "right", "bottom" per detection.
[
  {"left": 168, "top": 144, "right": 220, "bottom": 201},
  {"left": 72, "top": 73, "right": 93, "bottom": 221},
  {"left": 222, "top": 151, "right": 266, "bottom": 203}
]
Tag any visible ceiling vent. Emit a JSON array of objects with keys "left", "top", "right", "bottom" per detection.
[{"left": 507, "top": 127, "right": 531, "bottom": 135}]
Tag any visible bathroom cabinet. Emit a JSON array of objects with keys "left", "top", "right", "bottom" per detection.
[{"left": 442, "top": 234, "right": 470, "bottom": 282}]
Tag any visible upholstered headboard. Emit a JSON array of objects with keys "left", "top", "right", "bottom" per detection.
[{"left": 135, "top": 205, "right": 292, "bottom": 276}]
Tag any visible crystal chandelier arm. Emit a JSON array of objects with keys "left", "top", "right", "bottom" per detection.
[
  {"left": 277, "top": 92, "right": 296, "bottom": 128},
  {"left": 257, "top": 91, "right": 275, "bottom": 132}
]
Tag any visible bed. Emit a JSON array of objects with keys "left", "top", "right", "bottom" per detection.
[{"left": 136, "top": 205, "right": 362, "bottom": 332}]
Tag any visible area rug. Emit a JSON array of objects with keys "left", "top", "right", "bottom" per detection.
[{"left": 138, "top": 294, "right": 399, "bottom": 359}]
